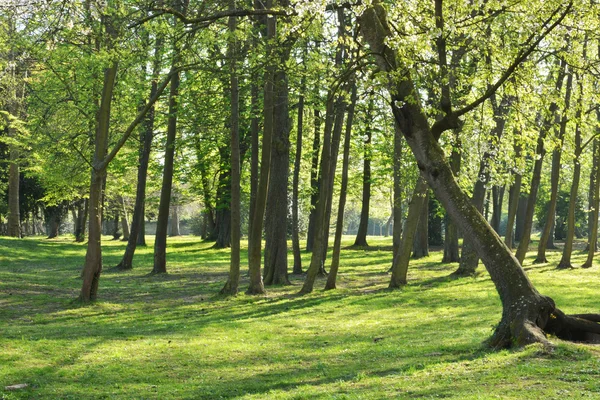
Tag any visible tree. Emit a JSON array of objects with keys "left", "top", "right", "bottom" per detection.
[
  {"left": 353, "top": 95, "right": 374, "bottom": 248},
  {"left": 361, "top": 0, "right": 600, "bottom": 347},
  {"left": 220, "top": 0, "right": 241, "bottom": 295}
]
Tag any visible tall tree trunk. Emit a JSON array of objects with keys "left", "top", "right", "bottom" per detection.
[
  {"left": 536, "top": 70, "right": 573, "bottom": 262},
  {"left": 326, "top": 81, "right": 357, "bottom": 290},
  {"left": 412, "top": 191, "right": 429, "bottom": 258},
  {"left": 353, "top": 96, "right": 374, "bottom": 247},
  {"left": 221, "top": 4, "right": 241, "bottom": 295},
  {"left": 264, "top": 60, "right": 292, "bottom": 286},
  {"left": 247, "top": 0, "right": 276, "bottom": 295},
  {"left": 389, "top": 177, "right": 428, "bottom": 288},
  {"left": 291, "top": 62, "right": 306, "bottom": 275},
  {"left": 152, "top": 26, "right": 183, "bottom": 274},
  {"left": 515, "top": 61, "right": 567, "bottom": 264},
  {"left": 305, "top": 109, "right": 321, "bottom": 252},
  {"left": 392, "top": 120, "right": 404, "bottom": 264},
  {"left": 80, "top": 59, "right": 117, "bottom": 302}
]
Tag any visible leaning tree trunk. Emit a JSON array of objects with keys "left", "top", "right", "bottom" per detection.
[
  {"left": 536, "top": 70, "right": 572, "bottom": 262},
  {"left": 353, "top": 97, "right": 374, "bottom": 248},
  {"left": 325, "top": 81, "right": 357, "bottom": 290},
  {"left": 389, "top": 177, "right": 428, "bottom": 288},
  {"left": 360, "top": 2, "right": 586, "bottom": 348}
]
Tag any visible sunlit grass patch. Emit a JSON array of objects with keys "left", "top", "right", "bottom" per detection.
[{"left": 1, "top": 235, "right": 600, "bottom": 399}]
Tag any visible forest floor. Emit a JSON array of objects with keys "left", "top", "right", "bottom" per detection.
[{"left": 1, "top": 235, "right": 600, "bottom": 399}]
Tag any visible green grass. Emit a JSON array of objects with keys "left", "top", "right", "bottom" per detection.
[{"left": 1, "top": 234, "right": 600, "bottom": 399}]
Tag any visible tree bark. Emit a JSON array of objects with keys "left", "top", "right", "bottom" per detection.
[
  {"left": 353, "top": 96, "right": 374, "bottom": 247},
  {"left": 264, "top": 62, "right": 291, "bottom": 286}
]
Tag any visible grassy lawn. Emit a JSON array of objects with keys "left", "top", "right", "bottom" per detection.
[{"left": 1, "top": 235, "right": 600, "bottom": 399}]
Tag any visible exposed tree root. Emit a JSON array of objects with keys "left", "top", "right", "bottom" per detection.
[
  {"left": 533, "top": 257, "right": 548, "bottom": 264},
  {"left": 488, "top": 295, "right": 600, "bottom": 348}
]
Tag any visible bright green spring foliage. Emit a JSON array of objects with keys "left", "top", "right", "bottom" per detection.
[{"left": 2, "top": 235, "right": 600, "bottom": 399}]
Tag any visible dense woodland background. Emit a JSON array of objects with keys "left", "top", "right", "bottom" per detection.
[{"left": 2, "top": 0, "right": 600, "bottom": 349}]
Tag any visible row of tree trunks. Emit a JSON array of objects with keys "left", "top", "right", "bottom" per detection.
[
  {"left": 114, "top": 24, "right": 164, "bottom": 270},
  {"left": 515, "top": 59, "right": 567, "bottom": 264},
  {"left": 535, "top": 68, "right": 573, "bottom": 263},
  {"left": 300, "top": 8, "right": 348, "bottom": 294},
  {"left": 455, "top": 93, "right": 510, "bottom": 276}
]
